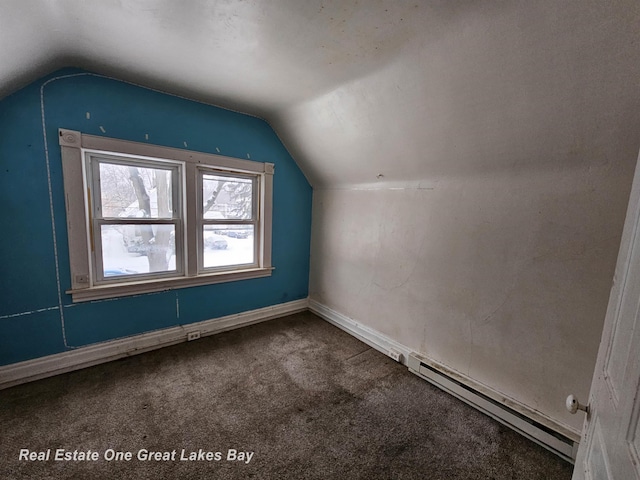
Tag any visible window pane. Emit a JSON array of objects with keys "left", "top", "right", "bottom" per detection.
[
  {"left": 101, "top": 224, "right": 176, "bottom": 277},
  {"left": 202, "top": 173, "right": 253, "bottom": 220},
  {"left": 99, "top": 162, "right": 173, "bottom": 219},
  {"left": 203, "top": 225, "right": 254, "bottom": 268}
]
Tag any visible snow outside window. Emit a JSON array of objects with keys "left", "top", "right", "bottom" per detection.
[{"left": 59, "top": 129, "right": 274, "bottom": 302}]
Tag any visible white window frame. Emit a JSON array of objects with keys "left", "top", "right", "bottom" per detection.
[
  {"left": 89, "top": 153, "right": 185, "bottom": 285},
  {"left": 59, "top": 129, "right": 274, "bottom": 302},
  {"left": 197, "top": 168, "right": 260, "bottom": 273}
]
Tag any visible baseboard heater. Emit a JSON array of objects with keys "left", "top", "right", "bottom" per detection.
[{"left": 407, "top": 352, "right": 578, "bottom": 463}]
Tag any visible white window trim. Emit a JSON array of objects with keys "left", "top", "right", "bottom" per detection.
[
  {"left": 88, "top": 152, "right": 186, "bottom": 285},
  {"left": 59, "top": 129, "right": 274, "bottom": 303},
  {"left": 196, "top": 168, "right": 260, "bottom": 274}
]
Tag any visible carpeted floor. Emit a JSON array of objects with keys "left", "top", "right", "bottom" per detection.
[{"left": 0, "top": 311, "right": 573, "bottom": 479}]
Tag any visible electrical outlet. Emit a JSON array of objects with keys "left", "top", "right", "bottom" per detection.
[
  {"left": 388, "top": 349, "right": 402, "bottom": 363},
  {"left": 187, "top": 331, "right": 201, "bottom": 341}
]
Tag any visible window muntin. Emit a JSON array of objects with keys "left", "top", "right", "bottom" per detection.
[{"left": 59, "top": 128, "right": 274, "bottom": 302}]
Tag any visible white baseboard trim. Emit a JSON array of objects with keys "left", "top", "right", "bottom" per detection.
[
  {"left": 309, "top": 299, "right": 412, "bottom": 366},
  {"left": 0, "top": 298, "right": 309, "bottom": 390},
  {"left": 2, "top": 296, "right": 581, "bottom": 462},
  {"left": 409, "top": 352, "right": 578, "bottom": 462},
  {"left": 308, "top": 298, "right": 580, "bottom": 462}
]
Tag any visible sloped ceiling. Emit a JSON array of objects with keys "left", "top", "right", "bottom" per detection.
[{"left": 2, "top": 0, "right": 639, "bottom": 186}]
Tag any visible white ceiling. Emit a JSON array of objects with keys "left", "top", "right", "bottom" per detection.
[{"left": 2, "top": 0, "right": 639, "bottom": 186}]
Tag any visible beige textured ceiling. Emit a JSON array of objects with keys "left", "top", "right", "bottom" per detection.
[{"left": 2, "top": 0, "right": 639, "bottom": 186}]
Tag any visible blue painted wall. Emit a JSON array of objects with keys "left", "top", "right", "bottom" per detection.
[{"left": 0, "top": 69, "right": 312, "bottom": 365}]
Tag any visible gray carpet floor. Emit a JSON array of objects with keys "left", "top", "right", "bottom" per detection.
[{"left": 0, "top": 311, "right": 573, "bottom": 479}]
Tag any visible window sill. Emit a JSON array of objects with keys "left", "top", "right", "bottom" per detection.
[{"left": 66, "top": 267, "right": 274, "bottom": 303}]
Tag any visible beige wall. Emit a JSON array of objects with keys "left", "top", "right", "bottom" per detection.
[
  {"left": 310, "top": 158, "right": 635, "bottom": 432},
  {"left": 263, "top": 0, "right": 640, "bottom": 435}
]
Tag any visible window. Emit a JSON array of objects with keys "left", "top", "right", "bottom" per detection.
[{"left": 59, "top": 129, "right": 273, "bottom": 302}]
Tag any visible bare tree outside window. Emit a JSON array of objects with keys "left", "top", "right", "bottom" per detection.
[
  {"left": 59, "top": 128, "right": 274, "bottom": 302},
  {"left": 98, "top": 164, "right": 255, "bottom": 275},
  {"left": 98, "top": 162, "right": 175, "bottom": 275}
]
